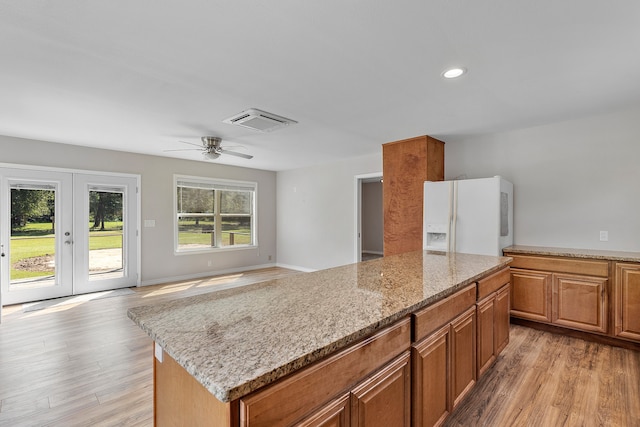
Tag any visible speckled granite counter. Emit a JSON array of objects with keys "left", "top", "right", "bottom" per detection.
[
  {"left": 128, "top": 250, "right": 511, "bottom": 403},
  {"left": 503, "top": 245, "right": 640, "bottom": 263}
]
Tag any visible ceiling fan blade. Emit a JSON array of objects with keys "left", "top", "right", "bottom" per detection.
[
  {"left": 220, "top": 149, "right": 253, "bottom": 159},
  {"left": 163, "top": 148, "right": 202, "bottom": 152},
  {"left": 178, "top": 140, "right": 205, "bottom": 148}
]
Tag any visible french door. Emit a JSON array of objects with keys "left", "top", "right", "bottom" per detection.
[{"left": 0, "top": 167, "right": 139, "bottom": 306}]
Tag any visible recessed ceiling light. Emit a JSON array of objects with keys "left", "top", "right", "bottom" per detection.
[{"left": 442, "top": 67, "right": 466, "bottom": 79}]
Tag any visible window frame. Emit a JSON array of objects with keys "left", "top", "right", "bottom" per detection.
[{"left": 173, "top": 174, "right": 257, "bottom": 254}]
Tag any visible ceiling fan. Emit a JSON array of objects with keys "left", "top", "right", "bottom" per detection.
[{"left": 165, "top": 136, "right": 253, "bottom": 160}]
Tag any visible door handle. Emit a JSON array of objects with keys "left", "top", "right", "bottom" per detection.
[{"left": 64, "top": 240, "right": 73, "bottom": 245}]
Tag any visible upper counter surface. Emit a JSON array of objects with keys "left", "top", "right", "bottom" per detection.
[
  {"left": 503, "top": 245, "right": 640, "bottom": 263},
  {"left": 128, "top": 250, "right": 511, "bottom": 403}
]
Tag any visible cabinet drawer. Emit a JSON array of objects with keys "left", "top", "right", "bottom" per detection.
[
  {"left": 413, "top": 284, "right": 476, "bottom": 342},
  {"left": 239, "top": 317, "right": 411, "bottom": 427},
  {"left": 507, "top": 254, "right": 609, "bottom": 277},
  {"left": 477, "top": 267, "right": 510, "bottom": 299}
]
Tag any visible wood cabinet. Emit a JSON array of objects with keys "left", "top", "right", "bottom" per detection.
[
  {"left": 506, "top": 253, "right": 609, "bottom": 334},
  {"left": 382, "top": 135, "right": 444, "bottom": 256},
  {"left": 300, "top": 352, "right": 411, "bottom": 427},
  {"left": 151, "top": 268, "right": 515, "bottom": 427},
  {"left": 239, "top": 318, "right": 411, "bottom": 427},
  {"left": 350, "top": 352, "right": 411, "bottom": 427},
  {"left": 476, "top": 268, "right": 511, "bottom": 377},
  {"left": 614, "top": 263, "right": 640, "bottom": 342},
  {"left": 411, "top": 284, "right": 477, "bottom": 427},
  {"left": 552, "top": 273, "right": 607, "bottom": 333},
  {"left": 510, "top": 269, "right": 552, "bottom": 322}
]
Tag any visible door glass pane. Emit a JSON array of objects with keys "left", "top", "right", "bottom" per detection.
[
  {"left": 9, "top": 186, "right": 56, "bottom": 290},
  {"left": 89, "top": 190, "right": 124, "bottom": 280}
]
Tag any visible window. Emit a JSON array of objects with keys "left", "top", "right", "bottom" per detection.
[{"left": 175, "top": 175, "right": 256, "bottom": 252}]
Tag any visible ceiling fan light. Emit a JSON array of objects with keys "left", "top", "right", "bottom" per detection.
[{"left": 203, "top": 151, "right": 220, "bottom": 160}]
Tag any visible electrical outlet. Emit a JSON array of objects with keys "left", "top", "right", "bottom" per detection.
[
  {"left": 207, "top": 260, "right": 212, "bottom": 267},
  {"left": 599, "top": 231, "right": 608, "bottom": 242},
  {"left": 268, "top": 255, "right": 272, "bottom": 261}
]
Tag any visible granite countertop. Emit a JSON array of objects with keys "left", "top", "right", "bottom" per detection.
[
  {"left": 128, "top": 250, "right": 511, "bottom": 403},
  {"left": 503, "top": 245, "right": 640, "bottom": 263}
]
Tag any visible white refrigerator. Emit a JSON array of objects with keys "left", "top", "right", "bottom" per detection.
[{"left": 423, "top": 176, "right": 513, "bottom": 256}]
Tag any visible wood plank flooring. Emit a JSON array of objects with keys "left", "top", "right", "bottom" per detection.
[
  {"left": 0, "top": 267, "right": 302, "bottom": 427},
  {"left": 445, "top": 324, "right": 640, "bottom": 426},
  {"left": 1, "top": 267, "right": 639, "bottom": 426}
]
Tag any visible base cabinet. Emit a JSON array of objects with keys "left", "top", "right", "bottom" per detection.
[
  {"left": 412, "top": 303, "right": 477, "bottom": 427},
  {"left": 152, "top": 269, "right": 513, "bottom": 427},
  {"left": 510, "top": 269, "right": 552, "bottom": 322},
  {"left": 614, "top": 263, "right": 640, "bottom": 342},
  {"left": 239, "top": 319, "right": 412, "bottom": 427},
  {"left": 476, "top": 284, "right": 511, "bottom": 377},
  {"left": 506, "top": 254, "right": 609, "bottom": 335},
  {"left": 300, "top": 352, "right": 411, "bottom": 427},
  {"left": 552, "top": 273, "right": 607, "bottom": 333}
]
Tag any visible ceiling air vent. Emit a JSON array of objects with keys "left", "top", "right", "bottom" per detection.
[{"left": 222, "top": 108, "right": 297, "bottom": 132}]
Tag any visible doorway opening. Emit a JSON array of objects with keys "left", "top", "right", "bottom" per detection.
[{"left": 354, "top": 172, "right": 383, "bottom": 263}]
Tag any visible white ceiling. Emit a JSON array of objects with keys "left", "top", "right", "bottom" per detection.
[{"left": 1, "top": 1, "right": 640, "bottom": 171}]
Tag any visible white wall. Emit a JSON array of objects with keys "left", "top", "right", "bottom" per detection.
[
  {"left": 445, "top": 105, "right": 640, "bottom": 252},
  {"left": 276, "top": 152, "right": 382, "bottom": 271},
  {"left": 0, "top": 135, "right": 277, "bottom": 285},
  {"left": 362, "top": 181, "right": 383, "bottom": 254}
]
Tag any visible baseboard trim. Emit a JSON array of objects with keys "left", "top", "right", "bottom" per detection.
[{"left": 362, "top": 250, "right": 383, "bottom": 255}]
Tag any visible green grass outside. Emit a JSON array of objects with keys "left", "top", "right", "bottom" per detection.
[
  {"left": 178, "top": 219, "right": 251, "bottom": 248},
  {"left": 10, "top": 222, "right": 123, "bottom": 280}
]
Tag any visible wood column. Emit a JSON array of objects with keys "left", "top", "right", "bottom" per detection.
[{"left": 382, "top": 135, "right": 444, "bottom": 256}]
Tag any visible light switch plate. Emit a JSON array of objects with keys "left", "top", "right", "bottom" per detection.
[
  {"left": 144, "top": 219, "right": 156, "bottom": 228},
  {"left": 599, "top": 231, "right": 608, "bottom": 241}
]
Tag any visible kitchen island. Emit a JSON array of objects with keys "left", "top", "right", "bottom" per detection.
[{"left": 128, "top": 250, "right": 512, "bottom": 426}]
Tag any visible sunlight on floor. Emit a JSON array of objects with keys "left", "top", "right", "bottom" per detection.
[{"left": 142, "top": 273, "right": 244, "bottom": 297}]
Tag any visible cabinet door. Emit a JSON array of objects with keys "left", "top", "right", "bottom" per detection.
[
  {"left": 615, "top": 263, "right": 640, "bottom": 342},
  {"left": 510, "top": 269, "right": 552, "bottom": 322},
  {"left": 494, "top": 284, "right": 511, "bottom": 355},
  {"left": 451, "top": 307, "right": 476, "bottom": 409},
  {"left": 412, "top": 324, "right": 450, "bottom": 427},
  {"left": 350, "top": 351, "right": 411, "bottom": 427},
  {"left": 476, "top": 294, "right": 496, "bottom": 378},
  {"left": 552, "top": 273, "right": 608, "bottom": 333},
  {"left": 297, "top": 394, "right": 349, "bottom": 427}
]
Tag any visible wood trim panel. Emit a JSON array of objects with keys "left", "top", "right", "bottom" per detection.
[
  {"left": 505, "top": 254, "right": 609, "bottom": 277},
  {"left": 413, "top": 284, "right": 476, "bottom": 342},
  {"left": 477, "top": 267, "right": 510, "bottom": 300},
  {"left": 552, "top": 273, "right": 608, "bottom": 334},
  {"left": 239, "top": 318, "right": 411, "bottom": 427},
  {"left": 154, "top": 346, "right": 237, "bottom": 427}
]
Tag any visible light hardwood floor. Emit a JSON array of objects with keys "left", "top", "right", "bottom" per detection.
[
  {"left": 1, "top": 268, "right": 639, "bottom": 426},
  {"left": 0, "top": 267, "right": 302, "bottom": 427}
]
